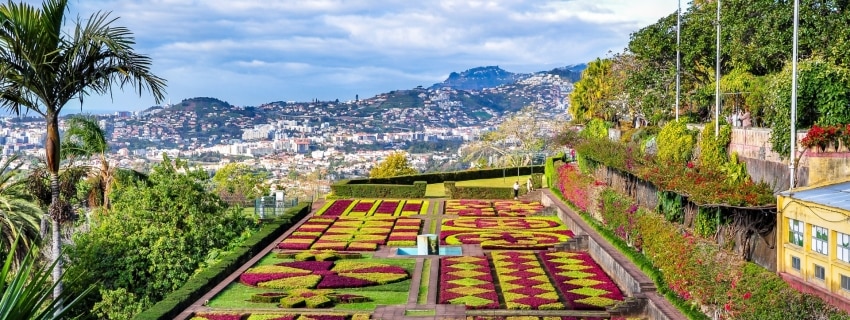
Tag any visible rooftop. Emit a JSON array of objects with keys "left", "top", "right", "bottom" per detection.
[{"left": 781, "top": 180, "right": 850, "bottom": 212}]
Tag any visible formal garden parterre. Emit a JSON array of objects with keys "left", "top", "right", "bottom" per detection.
[
  {"left": 196, "top": 198, "right": 632, "bottom": 319},
  {"left": 444, "top": 199, "right": 544, "bottom": 216}
]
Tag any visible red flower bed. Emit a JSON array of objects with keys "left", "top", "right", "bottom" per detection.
[
  {"left": 539, "top": 251, "right": 624, "bottom": 310},
  {"left": 350, "top": 200, "right": 376, "bottom": 214},
  {"left": 318, "top": 199, "right": 354, "bottom": 216},
  {"left": 491, "top": 251, "right": 564, "bottom": 310},
  {"left": 278, "top": 217, "right": 422, "bottom": 251},
  {"left": 375, "top": 200, "right": 400, "bottom": 214},
  {"left": 193, "top": 313, "right": 243, "bottom": 320},
  {"left": 438, "top": 256, "right": 499, "bottom": 309},
  {"left": 440, "top": 217, "right": 573, "bottom": 250},
  {"left": 239, "top": 260, "right": 409, "bottom": 290},
  {"left": 402, "top": 203, "right": 421, "bottom": 212}
]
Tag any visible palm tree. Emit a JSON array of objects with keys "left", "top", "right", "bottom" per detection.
[
  {"left": 0, "top": 154, "right": 42, "bottom": 267},
  {"left": 0, "top": 0, "right": 166, "bottom": 304},
  {"left": 61, "top": 115, "right": 114, "bottom": 209}
]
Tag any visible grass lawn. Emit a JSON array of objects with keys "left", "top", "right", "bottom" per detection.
[
  {"left": 424, "top": 175, "right": 534, "bottom": 198},
  {"left": 417, "top": 259, "right": 431, "bottom": 304},
  {"left": 208, "top": 257, "right": 415, "bottom": 311}
]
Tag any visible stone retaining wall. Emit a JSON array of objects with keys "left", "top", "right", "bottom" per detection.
[{"left": 541, "top": 192, "right": 681, "bottom": 320}]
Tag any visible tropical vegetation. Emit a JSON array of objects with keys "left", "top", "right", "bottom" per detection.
[{"left": 0, "top": 0, "right": 166, "bottom": 307}]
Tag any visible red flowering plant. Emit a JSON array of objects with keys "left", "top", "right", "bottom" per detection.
[{"left": 801, "top": 124, "right": 840, "bottom": 151}]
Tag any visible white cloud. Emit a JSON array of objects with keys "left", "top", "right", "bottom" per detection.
[{"left": 25, "top": 0, "right": 683, "bottom": 112}]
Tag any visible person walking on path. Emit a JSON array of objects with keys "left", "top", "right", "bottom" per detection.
[
  {"left": 513, "top": 181, "right": 520, "bottom": 200},
  {"left": 527, "top": 177, "right": 533, "bottom": 193}
]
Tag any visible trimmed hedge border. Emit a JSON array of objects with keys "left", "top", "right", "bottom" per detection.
[
  {"left": 333, "top": 165, "right": 544, "bottom": 188},
  {"left": 443, "top": 173, "right": 543, "bottom": 199},
  {"left": 331, "top": 181, "right": 427, "bottom": 198},
  {"left": 134, "top": 203, "right": 312, "bottom": 320}
]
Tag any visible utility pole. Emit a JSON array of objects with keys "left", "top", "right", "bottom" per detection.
[
  {"left": 790, "top": 0, "right": 800, "bottom": 189},
  {"left": 715, "top": 0, "right": 721, "bottom": 137},
  {"left": 676, "top": 0, "right": 682, "bottom": 121}
]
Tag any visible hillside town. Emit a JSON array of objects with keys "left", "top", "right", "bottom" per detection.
[{"left": 0, "top": 71, "right": 574, "bottom": 200}]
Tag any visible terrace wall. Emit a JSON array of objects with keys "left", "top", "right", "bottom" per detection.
[
  {"left": 541, "top": 192, "right": 682, "bottom": 320},
  {"left": 588, "top": 164, "right": 778, "bottom": 271}
]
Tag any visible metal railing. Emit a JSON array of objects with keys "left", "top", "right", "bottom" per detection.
[{"left": 253, "top": 196, "right": 299, "bottom": 218}]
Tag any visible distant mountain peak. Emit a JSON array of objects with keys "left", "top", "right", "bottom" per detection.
[{"left": 430, "top": 66, "right": 529, "bottom": 91}]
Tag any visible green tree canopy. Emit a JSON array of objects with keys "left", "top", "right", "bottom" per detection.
[
  {"left": 0, "top": 0, "right": 166, "bottom": 301},
  {"left": 370, "top": 151, "right": 418, "bottom": 178},
  {"left": 212, "top": 163, "right": 269, "bottom": 203},
  {"left": 65, "top": 156, "right": 255, "bottom": 319}
]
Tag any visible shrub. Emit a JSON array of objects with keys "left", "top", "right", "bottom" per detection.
[
  {"left": 657, "top": 120, "right": 696, "bottom": 164},
  {"left": 697, "top": 121, "right": 731, "bottom": 170},
  {"left": 134, "top": 203, "right": 311, "bottom": 320}
]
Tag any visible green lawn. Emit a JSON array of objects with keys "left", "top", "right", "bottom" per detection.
[{"left": 424, "top": 175, "right": 534, "bottom": 198}]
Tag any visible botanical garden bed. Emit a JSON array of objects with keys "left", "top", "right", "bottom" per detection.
[{"left": 197, "top": 198, "right": 628, "bottom": 319}]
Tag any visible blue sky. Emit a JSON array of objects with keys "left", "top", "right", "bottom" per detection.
[{"left": 45, "top": 0, "right": 683, "bottom": 113}]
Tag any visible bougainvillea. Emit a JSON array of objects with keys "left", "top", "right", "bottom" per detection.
[
  {"left": 440, "top": 217, "right": 573, "bottom": 249},
  {"left": 438, "top": 256, "right": 500, "bottom": 309},
  {"left": 490, "top": 251, "right": 565, "bottom": 310},
  {"left": 538, "top": 251, "right": 624, "bottom": 310}
]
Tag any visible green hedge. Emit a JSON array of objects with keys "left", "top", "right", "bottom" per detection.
[
  {"left": 134, "top": 203, "right": 312, "bottom": 320},
  {"left": 338, "top": 165, "right": 545, "bottom": 185},
  {"left": 331, "top": 181, "right": 427, "bottom": 198},
  {"left": 443, "top": 173, "right": 543, "bottom": 199},
  {"left": 444, "top": 181, "right": 517, "bottom": 199}
]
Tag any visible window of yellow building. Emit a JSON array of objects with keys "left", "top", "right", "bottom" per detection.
[
  {"left": 789, "top": 219, "right": 804, "bottom": 247},
  {"left": 842, "top": 274, "right": 850, "bottom": 291},
  {"left": 815, "top": 264, "right": 826, "bottom": 281},
  {"left": 839, "top": 232, "right": 850, "bottom": 264},
  {"left": 812, "top": 225, "right": 829, "bottom": 256},
  {"left": 791, "top": 256, "right": 801, "bottom": 271}
]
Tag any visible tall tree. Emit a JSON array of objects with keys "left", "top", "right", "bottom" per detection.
[
  {"left": 461, "top": 105, "right": 548, "bottom": 167},
  {"left": 212, "top": 163, "right": 269, "bottom": 205},
  {"left": 370, "top": 151, "right": 418, "bottom": 178},
  {"left": 569, "top": 58, "right": 613, "bottom": 122},
  {"left": 0, "top": 0, "right": 166, "bottom": 303},
  {"left": 61, "top": 115, "right": 114, "bottom": 209}
]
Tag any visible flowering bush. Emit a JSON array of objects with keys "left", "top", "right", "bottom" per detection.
[
  {"left": 800, "top": 124, "right": 837, "bottom": 151},
  {"left": 557, "top": 164, "right": 595, "bottom": 211}
]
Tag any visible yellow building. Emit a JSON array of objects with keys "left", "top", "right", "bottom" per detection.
[{"left": 777, "top": 179, "right": 850, "bottom": 313}]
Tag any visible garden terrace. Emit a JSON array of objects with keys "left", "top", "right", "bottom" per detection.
[{"left": 179, "top": 197, "right": 664, "bottom": 320}]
